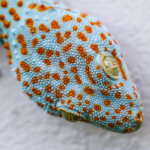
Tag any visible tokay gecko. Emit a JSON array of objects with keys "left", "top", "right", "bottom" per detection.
[{"left": 0, "top": 0, "right": 144, "bottom": 133}]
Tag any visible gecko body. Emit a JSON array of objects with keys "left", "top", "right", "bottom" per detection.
[{"left": 0, "top": 0, "right": 144, "bottom": 133}]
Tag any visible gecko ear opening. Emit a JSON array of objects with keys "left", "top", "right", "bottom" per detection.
[{"left": 56, "top": 101, "right": 85, "bottom": 122}]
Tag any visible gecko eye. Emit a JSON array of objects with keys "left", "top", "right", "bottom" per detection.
[
  {"left": 61, "top": 111, "right": 81, "bottom": 122},
  {"left": 101, "top": 55, "right": 120, "bottom": 79}
]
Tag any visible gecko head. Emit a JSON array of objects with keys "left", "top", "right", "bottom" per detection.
[{"left": 56, "top": 45, "right": 144, "bottom": 133}]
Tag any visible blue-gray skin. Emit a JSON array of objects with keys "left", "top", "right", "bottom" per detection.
[{"left": 0, "top": 0, "right": 144, "bottom": 133}]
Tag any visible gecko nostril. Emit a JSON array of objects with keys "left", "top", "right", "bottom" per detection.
[{"left": 135, "top": 111, "right": 143, "bottom": 123}]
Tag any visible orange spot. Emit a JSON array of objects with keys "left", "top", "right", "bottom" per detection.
[
  {"left": 90, "top": 21, "right": 102, "bottom": 28},
  {"left": 74, "top": 75, "right": 82, "bottom": 85},
  {"left": 107, "top": 85, "right": 113, "bottom": 90},
  {"left": 15, "top": 67, "right": 21, "bottom": 81},
  {"left": 3, "top": 42, "right": 10, "bottom": 50},
  {"left": 37, "top": 4, "right": 47, "bottom": 12},
  {"left": 77, "top": 94, "right": 83, "bottom": 100},
  {"left": 80, "top": 13, "right": 88, "bottom": 18},
  {"left": 31, "top": 77, "right": 38, "bottom": 84},
  {"left": 104, "top": 47, "right": 108, "bottom": 52},
  {"left": 96, "top": 65, "right": 101, "bottom": 70},
  {"left": 45, "top": 97, "right": 54, "bottom": 103},
  {"left": 26, "top": 18, "right": 34, "bottom": 28},
  {"left": 71, "top": 67, "right": 78, "bottom": 73},
  {"left": 100, "top": 90, "right": 109, "bottom": 96},
  {"left": 133, "top": 92, "right": 138, "bottom": 98},
  {"left": 77, "top": 17, "right": 82, "bottom": 23},
  {"left": 67, "top": 90, "right": 75, "bottom": 97},
  {"left": 55, "top": 32, "right": 64, "bottom": 44},
  {"left": 32, "top": 38, "right": 39, "bottom": 47},
  {"left": 82, "top": 107, "right": 86, "bottom": 112},
  {"left": 43, "top": 59, "right": 51, "bottom": 66},
  {"left": 30, "top": 27, "right": 36, "bottom": 34},
  {"left": 20, "top": 61, "right": 30, "bottom": 72},
  {"left": 111, "top": 49, "right": 117, "bottom": 57},
  {"left": 23, "top": 81, "right": 29, "bottom": 87},
  {"left": 100, "top": 33, "right": 107, "bottom": 41},
  {"left": 109, "top": 41, "right": 112, "bottom": 46},
  {"left": 129, "top": 102, "right": 134, "bottom": 107},
  {"left": 28, "top": 2, "right": 37, "bottom": 9},
  {"left": 55, "top": 51, "right": 60, "bottom": 57},
  {"left": 77, "top": 32, "right": 87, "bottom": 42},
  {"left": 122, "top": 116, "right": 129, "bottom": 123},
  {"left": 85, "top": 26, "right": 92, "bottom": 33},
  {"left": 63, "top": 76, "right": 70, "bottom": 85},
  {"left": 97, "top": 73, "right": 103, "bottom": 79},
  {"left": 91, "top": 44, "right": 99, "bottom": 53},
  {"left": 114, "top": 84, "right": 119, "bottom": 89},
  {"left": 51, "top": 20, "right": 60, "bottom": 29},
  {"left": 9, "top": 7, "right": 16, "bottom": 15},
  {"left": 41, "top": 34, "right": 46, "bottom": 39},
  {"left": 26, "top": 92, "right": 33, "bottom": 98},
  {"left": 36, "top": 102, "right": 44, "bottom": 108},
  {"left": 108, "top": 123, "right": 115, "bottom": 128},
  {"left": 59, "top": 61, "right": 65, "bottom": 69},
  {"left": 114, "top": 108, "right": 121, "bottom": 114},
  {"left": 67, "top": 56, "right": 76, "bottom": 64},
  {"left": 17, "top": 1, "right": 23, "bottom": 7},
  {"left": 0, "top": 15, "right": 5, "bottom": 21},
  {"left": 120, "top": 104, "right": 126, "bottom": 110},
  {"left": 100, "top": 116, "right": 106, "bottom": 121},
  {"left": 52, "top": 73, "right": 60, "bottom": 80},
  {"left": 39, "top": 24, "right": 50, "bottom": 32},
  {"left": 78, "top": 102, "right": 82, "bottom": 106},
  {"left": 116, "top": 121, "right": 123, "bottom": 126},
  {"left": 103, "top": 81, "right": 109, "bottom": 86},
  {"left": 126, "top": 94, "right": 132, "bottom": 100},
  {"left": 3, "top": 20, "right": 11, "bottom": 28},
  {"left": 103, "top": 99, "right": 111, "bottom": 106},
  {"left": 55, "top": 90, "right": 63, "bottom": 99},
  {"left": 64, "top": 31, "right": 71, "bottom": 39},
  {"left": 59, "top": 85, "right": 65, "bottom": 90},
  {"left": 119, "top": 82, "right": 124, "bottom": 87},
  {"left": 76, "top": 45, "right": 87, "bottom": 58},
  {"left": 114, "top": 40, "right": 118, "bottom": 45},
  {"left": 86, "top": 55, "right": 93, "bottom": 64},
  {"left": 32, "top": 87, "right": 42, "bottom": 96},
  {"left": 67, "top": 99, "right": 72, "bottom": 105},
  {"left": 83, "top": 86, "right": 94, "bottom": 96},
  {"left": 85, "top": 65, "right": 96, "bottom": 85},
  {"left": 36, "top": 47, "right": 45, "bottom": 55},
  {"left": 1, "top": 0, "right": 8, "bottom": 8},
  {"left": 63, "top": 43, "right": 72, "bottom": 53},
  {"left": 127, "top": 110, "right": 132, "bottom": 115},
  {"left": 105, "top": 111, "right": 110, "bottom": 115},
  {"left": 73, "top": 25, "right": 78, "bottom": 31},
  {"left": 117, "top": 58, "right": 127, "bottom": 80},
  {"left": 108, "top": 33, "right": 111, "bottom": 36},
  {"left": 46, "top": 50, "right": 54, "bottom": 58},
  {"left": 85, "top": 100, "right": 90, "bottom": 105},
  {"left": 88, "top": 108, "right": 93, "bottom": 114},
  {"left": 115, "top": 91, "right": 122, "bottom": 99},
  {"left": 44, "top": 72, "right": 50, "bottom": 79},
  {"left": 94, "top": 104, "right": 101, "bottom": 111},
  {"left": 69, "top": 104, "right": 75, "bottom": 109},
  {"left": 62, "top": 14, "right": 73, "bottom": 22},
  {"left": 33, "top": 67, "right": 41, "bottom": 73},
  {"left": 45, "top": 85, "right": 52, "bottom": 93}
]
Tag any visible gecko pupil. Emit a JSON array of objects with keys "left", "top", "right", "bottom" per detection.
[{"left": 103, "top": 56, "right": 120, "bottom": 76}]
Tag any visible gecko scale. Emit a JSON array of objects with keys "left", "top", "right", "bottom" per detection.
[{"left": 0, "top": 0, "right": 144, "bottom": 133}]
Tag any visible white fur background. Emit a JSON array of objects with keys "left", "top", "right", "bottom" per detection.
[{"left": 0, "top": 0, "right": 150, "bottom": 150}]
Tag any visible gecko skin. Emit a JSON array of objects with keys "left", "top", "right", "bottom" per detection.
[{"left": 0, "top": 0, "right": 144, "bottom": 133}]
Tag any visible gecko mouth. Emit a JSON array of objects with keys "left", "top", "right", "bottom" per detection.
[{"left": 57, "top": 107, "right": 87, "bottom": 122}]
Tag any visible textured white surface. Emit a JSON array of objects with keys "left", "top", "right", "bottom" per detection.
[{"left": 0, "top": 0, "right": 150, "bottom": 150}]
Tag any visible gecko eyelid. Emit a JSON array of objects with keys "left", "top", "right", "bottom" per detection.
[{"left": 101, "top": 55, "right": 120, "bottom": 80}]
